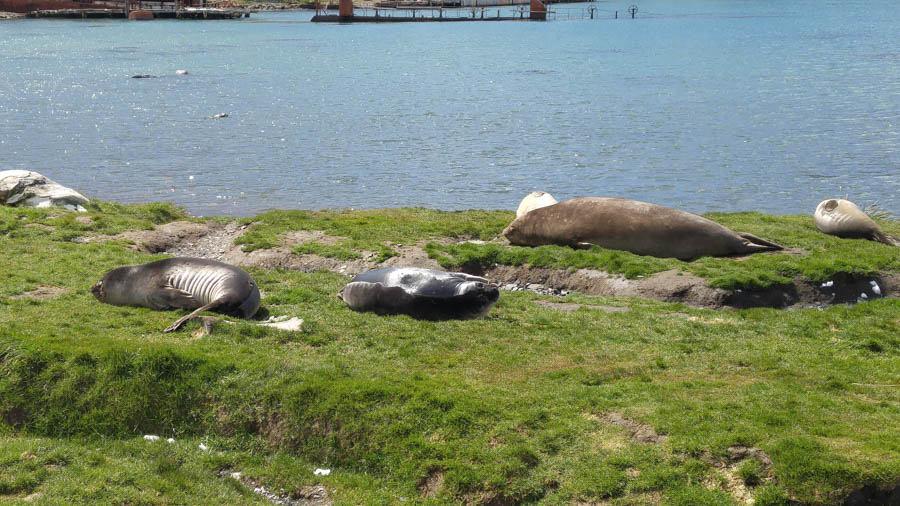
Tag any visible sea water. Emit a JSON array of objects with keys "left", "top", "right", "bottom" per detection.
[{"left": 1, "top": 0, "right": 898, "bottom": 216}]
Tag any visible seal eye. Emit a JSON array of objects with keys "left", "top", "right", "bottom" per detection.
[{"left": 475, "top": 282, "right": 485, "bottom": 290}]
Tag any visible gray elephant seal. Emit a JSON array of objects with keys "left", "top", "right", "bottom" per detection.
[
  {"left": 92, "top": 257, "right": 261, "bottom": 332},
  {"left": 503, "top": 197, "right": 783, "bottom": 260},
  {"left": 814, "top": 199, "right": 898, "bottom": 246},
  {"left": 339, "top": 267, "right": 499, "bottom": 320},
  {"left": 516, "top": 191, "right": 558, "bottom": 218}
]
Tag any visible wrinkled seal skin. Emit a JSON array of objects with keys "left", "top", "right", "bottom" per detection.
[
  {"left": 92, "top": 257, "right": 261, "bottom": 332},
  {"left": 516, "top": 191, "right": 558, "bottom": 218},
  {"left": 814, "top": 199, "right": 899, "bottom": 246},
  {"left": 503, "top": 197, "right": 783, "bottom": 260},
  {"left": 339, "top": 267, "right": 499, "bottom": 320}
]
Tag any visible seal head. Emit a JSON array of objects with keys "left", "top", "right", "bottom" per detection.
[{"left": 339, "top": 267, "right": 499, "bottom": 320}]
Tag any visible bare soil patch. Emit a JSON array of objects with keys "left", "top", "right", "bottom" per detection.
[
  {"left": 11, "top": 285, "right": 66, "bottom": 300},
  {"left": 96, "top": 221, "right": 899, "bottom": 309},
  {"left": 594, "top": 412, "right": 668, "bottom": 445},
  {"left": 533, "top": 300, "right": 632, "bottom": 313},
  {"left": 417, "top": 469, "right": 444, "bottom": 498}
]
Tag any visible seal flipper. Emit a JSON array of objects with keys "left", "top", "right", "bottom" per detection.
[
  {"left": 163, "top": 298, "right": 226, "bottom": 333},
  {"left": 872, "top": 230, "right": 900, "bottom": 247},
  {"left": 736, "top": 232, "right": 784, "bottom": 252},
  {"left": 148, "top": 287, "right": 197, "bottom": 310}
]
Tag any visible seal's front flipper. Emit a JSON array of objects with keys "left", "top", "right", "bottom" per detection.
[
  {"left": 150, "top": 287, "right": 196, "bottom": 310},
  {"left": 737, "top": 232, "right": 784, "bottom": 252},
  {"left": 163, "top": 298, "right": 224, "bottom": 333}
]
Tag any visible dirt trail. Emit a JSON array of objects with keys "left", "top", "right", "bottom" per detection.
[{"left": 94, "top": 221, "right": 899, "bottom": 309}]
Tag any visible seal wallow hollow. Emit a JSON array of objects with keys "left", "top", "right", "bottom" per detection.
[
  {"left": 516, "top": 191, "right": 558, "bottom": 218},
  {"left": 814, "top": 199, "right": 899, "bottom": 246},
  {"left": 339, "top": 267, "right": 499, "bottom": 320},
  {"left": 503, "top": 197, "right": 783, "bottom": 260},
  {"left": 92, "top": 257, "right": 261, "bottom": 332}
]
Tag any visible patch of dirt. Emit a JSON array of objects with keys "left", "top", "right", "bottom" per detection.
[
  {"left": 93, "top": 221, "right": 900, "bottom": 309},
  {"left": 533, "top": 300, "right": 632, "bottom": 313},
  {"left": 418, "top": 469, "right": 444, "bottom": 498},
  {"left": 487, "top": 266, "right": 730, "bottom": 307},
  {"left": 219, "top": 469, "right": 332, "bottom": 506},
  {"left": 595, "top": 412, "right": 667, "bottom": 445},
  {"left": 698, "top": 446, "right": 773, "bottom": 505},
  {"left": 843, "top": 484, "right": 900, "bottom": 506},
  {"left": 10, "top": 285, "right": 66, "bottom": 300},
  {"left": 222, "top": 234, "right": 442, "bottom": 277}
]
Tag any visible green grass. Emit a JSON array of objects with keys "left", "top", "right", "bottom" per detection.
[{"left": 1, "top": 202, "right": 899, "bottom": 504}]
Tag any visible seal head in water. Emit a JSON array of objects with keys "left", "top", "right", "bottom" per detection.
[
  {"left": 814, "top": 199, "right": 898, "bottom": 246},
  {"left": 339, "top": 267, "right": 499, "bottom": 320},
  {"left": 92, "top": 257, "right": 261, "bottom": 332},
  {"left": 503, "top": 197, "right": 783, "bottom": 260}
]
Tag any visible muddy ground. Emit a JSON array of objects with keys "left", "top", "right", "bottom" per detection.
[{"left": 89, "top": 220, "right": 899, "bottom": 310}]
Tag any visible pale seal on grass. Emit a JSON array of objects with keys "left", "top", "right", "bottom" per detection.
[
  {"left": 338, "top": 267, "right": 499, "bottom": 320},
  {"left": 516, "top": 191, "right": 558, "bottom": 218},
  {"left": 814, "top": 199, "right": 898, "bottom": 246},
  {"left": 503, "top": 197, "right": 783, "bottom": 260},
  {"left": 92, "top": 257, "right": 261, "bottom": 332}
]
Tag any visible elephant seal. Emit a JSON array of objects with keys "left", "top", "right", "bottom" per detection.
[
  {"left": 339, "top": 267, "right": 499, "bottom": 320},
  {"left": 516, "top": 191, "right": 558, "bottom": 218},
  {"left": 814, "top": 199, "right": 898, "bottom": 246},
  {"left": 503, "top": 197, "right": 783, "bottom": 260},
  {"left": 92, "top": 257, "right": 261, "bottom": 332}
]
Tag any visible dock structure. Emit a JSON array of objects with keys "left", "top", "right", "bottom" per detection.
[
  {"left": 26, "top": 6, "right": 249, "bottom": 17},
  {"left": 311, "top": 0, "right": 548, "bottom": 22},
  {"left": 18, "top": 0, "right": 251, "bottom": 18}
]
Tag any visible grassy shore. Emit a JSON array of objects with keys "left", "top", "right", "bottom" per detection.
[{"left": 1, "top": 202, "right": 899, "bottom": 504}]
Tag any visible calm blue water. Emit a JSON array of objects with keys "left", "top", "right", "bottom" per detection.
[{"left": 1, "top": 0, "right": 898, "bottom": 216}]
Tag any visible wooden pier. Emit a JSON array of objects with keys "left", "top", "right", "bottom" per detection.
[{"left": 312, "top": 0, "right": 547, "bottom": 21}]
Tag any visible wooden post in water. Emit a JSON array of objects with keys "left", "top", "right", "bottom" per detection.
[
  {"left": 529, "top": 0, "right": 546, "bottom": 20},
  {"left": 339, "top": 0, "right": 353, "bottom": 17}
]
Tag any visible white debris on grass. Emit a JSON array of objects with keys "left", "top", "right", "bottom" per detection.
[
  {"left": 167, "top": 438, "right": 175, "bottom": 443},
  {"left": 143, "top": 435, "right": 160, "bottom": 441},
  {"left": 313, "top": 468, "right": 330, "bottom": 476},
  {"left": 258, "top": 316, "right": 304, "bottom": 332},
  {"left": 199, "top": 443, "right": 209, "bottom": 451}
]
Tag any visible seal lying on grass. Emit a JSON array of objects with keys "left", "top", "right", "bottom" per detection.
[
  {"left": 503, "top": 197, "right": 784, "bottom": 260},
  {"left": 92, "top": 258, "right": 261, "bottom": 332},
  {"left": 339, "top": 267, "right": 499, "bottom": 320},
  {"left": 814, "top": 199, "right": 899, "bottom": 246},
  {"left": 516, "top": 191, "right": 558, "bottom": 217}
]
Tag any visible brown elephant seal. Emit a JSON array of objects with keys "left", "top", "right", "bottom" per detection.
[
  {"left": 92, "top": 257, "right": 261, "bottom": 332},
  {"left": 339, "top": 267, "right": 499, "bottom": 320},
  {"left": 502, "top": 197, "right": 783, "bottom": 260},
  {"left": 814, "top": 199, "right": 898, "bottom": 246},
  {"left": 516, "top": 191, "right": 558, "bottom": 218}
]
